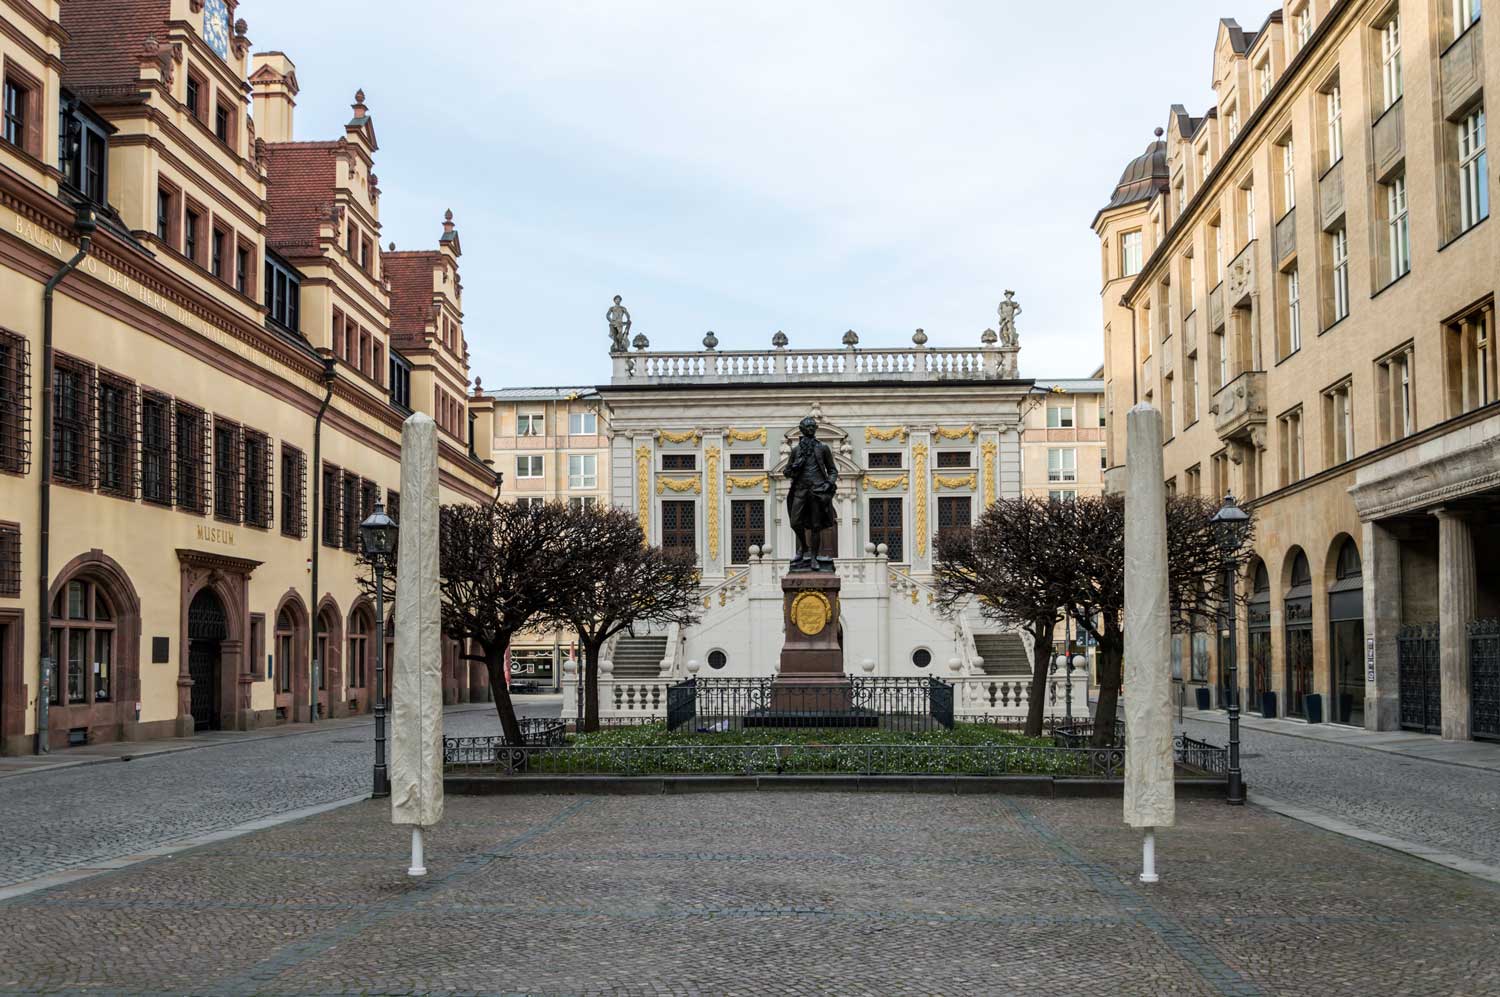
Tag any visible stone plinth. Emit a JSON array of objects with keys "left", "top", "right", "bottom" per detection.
[{"left": 769, "top": 573, "right": 849, "bottom": 713}]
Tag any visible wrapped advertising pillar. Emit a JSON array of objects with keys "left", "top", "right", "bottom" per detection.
[
  {"left": 390, "top": 412, "right": 443, "bottom": 873},
  {"left": 1124, "top": 404, "right": 1174, "bottom": 882}
]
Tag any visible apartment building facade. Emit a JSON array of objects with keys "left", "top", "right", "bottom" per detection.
[{"left": 1097, "top": 0, "right": 1498, "bottom": 741}]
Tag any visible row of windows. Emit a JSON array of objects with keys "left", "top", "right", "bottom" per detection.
[
  {"left": 513, "top": 411, "right": 599, "bottom": 437},
  {"left": 23, "top": 353, "right": 314, "bottom": 533},
  {"left": 513, "top": 453, "right": 600, "bottom": 488},
  {"left": 319, "top": 462, "right": 385, "bottom": 553},
  {"left": 435, "top": 386, "right": 464, "bottom": 440},
  {"left": 156, "top": 183, "right": 257, "bottom": 298},
  {"left": 333, "top": 308, "right": 384, "bottom": 387}
]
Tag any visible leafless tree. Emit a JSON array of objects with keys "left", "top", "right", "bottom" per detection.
[
  {"left": 933, "top": 497, "right": 1073, "bottom": 737},
  {"left": 1056, "top": 494, "right": 1255, "bottom": 745},
  {"left": 540, "top": 504, "right": 702, "bottom": 733},
  {"left": 362, "top": 500, "right": 576, "bottom": 745}
]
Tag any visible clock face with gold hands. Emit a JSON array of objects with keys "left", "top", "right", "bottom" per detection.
[
  {"left": 789, "top": 591, "right": 832, "bottom": 637},
  {"left": 203, "top": 0, "right": 231, "bottom": 60}
]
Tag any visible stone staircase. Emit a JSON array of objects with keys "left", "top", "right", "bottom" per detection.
[
  {"left": 973, "top": 633, "right": 1031, "bottom": 677},
  {"left": 610, "top": 634, "right": 669, "bottom": 679}
]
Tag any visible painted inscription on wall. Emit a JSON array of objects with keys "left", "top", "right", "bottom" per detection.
[{"left": 195, "top": 524, "right": 235, "bottom": 546}]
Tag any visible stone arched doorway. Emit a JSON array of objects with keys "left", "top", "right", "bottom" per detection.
[
  {"left": 315, "top": 598, "right": 343, "bottom": 719},
  {"left": 272, "top": 591, "right": 309, "bottom": 723},
  {"left": 44, "top": 551, "right": 142, "bottom": 749},
  {"left": 1327, "top": 536, "right": 1364, "bottom": 726},
  {"left": 1247, "top": 560, "right": 1272, "bottom": 715},
  {"left": 1283, "top": 548, "right": 1315, "bottom": 720},
  {"left": 188, "top": 589, "right": 228, "bottom": 731}
]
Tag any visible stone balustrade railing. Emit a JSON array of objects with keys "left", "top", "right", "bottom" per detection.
[{"left": 612, "top": 344, "right": 1020, "bottom": 385}]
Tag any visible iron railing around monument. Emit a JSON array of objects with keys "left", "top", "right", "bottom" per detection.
[{"left": 665, "top": 675, "right": 955, "bottom": 733}]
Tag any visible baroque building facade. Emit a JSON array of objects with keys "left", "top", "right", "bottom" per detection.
[
  {"left": 1097, "top": 1, "right": 1499, "bottom": 740},
  {"left": 557, "top": 319, "right": 1087, "bottom": 722},
  {"left": 0, "top": 0, "right": 499, "bottom": 753}
]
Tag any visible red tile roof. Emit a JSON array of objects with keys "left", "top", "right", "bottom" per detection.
[
  {"left": 383, "top": 251, "right": 440, "bottom": 341},
  {"left": 60, "top": 0, "right": 171, "bottom": 100},
  {"left": 262, "top": 142, "right": 340, "bottom": 256}
]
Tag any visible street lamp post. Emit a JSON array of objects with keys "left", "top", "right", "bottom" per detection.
[
  {"left": 360, "top": 501, "right": 399, "bottom": 799},
  {"left": 1211, "top": 492, "right": 1249, "bottom": 806},
  {"left": 1052, "top": 617, "right": 1088, "bottom": 721}
]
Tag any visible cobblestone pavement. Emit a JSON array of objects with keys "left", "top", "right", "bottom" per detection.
[
  {"left": 0, "top": 698, "right": 554, "bottom": 889},
  {"left": 1, "top": 791, "right": 1497, "bottom": 996},
  {"left": 1180, "top": 716, "right": 1500, "bottom": 868}
]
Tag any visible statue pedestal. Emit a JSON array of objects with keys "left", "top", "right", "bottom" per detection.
[{"left": 758, "top": 574, "right": 855, "bottom": 720}]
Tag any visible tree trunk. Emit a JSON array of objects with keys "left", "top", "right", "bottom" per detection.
[
  {"left": 1091, "top": 624, "right": 1124, "bottom": 747},
  {"left": 582, "top": 638, "right": 604, "bottom": 734},
  {"left": 1024, "top": 617, "right": 1055, "bottom": 738},
  {"left": 484, "top": 643, "right": 524, "bottom": 746}
]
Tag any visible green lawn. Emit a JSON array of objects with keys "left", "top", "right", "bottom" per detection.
[{"left": 460, "top": 723, "right": 1112, "bottom": 777}]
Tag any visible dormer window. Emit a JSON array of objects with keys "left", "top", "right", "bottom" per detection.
[
  {"left": 264, "top": 254, "right": 301, "bottom": 332},
  {"left": 1257, "top": 59, "right": 1272, "bottom": 101},
  {"left": 1225, "top": 104, "right": 1240, "bottom": 143},
  {"left": 59, "top": 100, "right": 109, "bottom": 206},
  {"left": 1294, "top": 4, "right": 1314, "bottom": 50}
]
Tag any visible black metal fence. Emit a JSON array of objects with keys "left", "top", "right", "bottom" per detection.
[
  {"left": 1469, "top": 619, "right": 1500, "bottom": 742},
  {"left": 665, "top": 676, "right": 955, "bottom": 733},
  {"left": 1398, "top": 623, "right": 1442, "bottom": 734}
]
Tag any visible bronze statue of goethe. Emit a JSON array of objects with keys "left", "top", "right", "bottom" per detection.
[{"left": 785, "top": 416, "right": 837, "bottom": 573}]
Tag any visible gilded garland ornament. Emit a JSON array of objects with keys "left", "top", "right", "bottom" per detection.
[
  {"left": 789, "top": 590, "right": 833, "bottom": 637},
  {"left": 863, "top": 474, "right": 908, "bottom": 491},
  {"left": 725, "top": 474, "right": 770, "bottom": 493},
  {"left": 705, "top": 446, "right": 721, "bottom": 560},
  {"left": 865, "top": 426, "right": 908, "bottom": 444},
  {"left": 656, "top": 477, "right": 702, "bottom": 494},
  {"left": 657, "top": 429, "right": 702, "bottom": 445},
  {"left": 934, "top": 425, "right": 978, "bottom": 443},
  {"left": 913, "top": 443, "right": 929, "bottom": 557},
  {"left": 727, "top": 427, "right": 767, "bottom": 445},
  {"left": 981, "top": 440, "right": 998, "bottom": 505},
  {"left": 934, "top": 473, "right": 977, "bottom": 490},
  {"left": 635, "top": 445, "right": 651, "bottom": 542}
]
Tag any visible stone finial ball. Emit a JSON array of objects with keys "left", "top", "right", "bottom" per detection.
[
  {"left": 599, "top": 659, "right": 614, "bottom": 676},
  {"left": 772, "top": 330, "right": 789, "bottom": 348},
  {"left": 355, "top": 89, "right": 366, "bottom": 104},
  {"left": 864, "top": 542, "right": 876, "bottom": 554},
  {"left": 861, "top": 659, "right": 877, "bottom": 673},
  {"left": 876, "top": 543, "right": 889, "bottom": 558},
  {"left": 686, "top": 659, "right": 701, "bottom": 674}
]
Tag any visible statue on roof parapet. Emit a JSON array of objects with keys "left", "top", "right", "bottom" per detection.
[{"left": 606, "top": 295, "right": 632, "bottom": 354}]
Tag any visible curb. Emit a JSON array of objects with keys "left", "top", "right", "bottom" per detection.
[
  {"left": 0, "top": 703, "right": 498, "bottom": 780},
  {"left": 1250, "top": 792, "right": 1500, "bottom": 887},
  {"left": 1180, "top": 710, "right": 1500, "bottom": 773},
  {"left": 0, "top": 794, "right": 371, "bottom": 903}
]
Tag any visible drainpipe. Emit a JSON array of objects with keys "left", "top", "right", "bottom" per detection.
[
  {"left": 307, "top": 353, "right": 337, "bottom": 723},
  {"left": 35, "top": 205, "right": 99, "bottom": 754}
]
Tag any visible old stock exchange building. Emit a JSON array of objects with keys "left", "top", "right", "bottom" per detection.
[{"left": 0, "top": 0, "right": 500, "bottom": 753}]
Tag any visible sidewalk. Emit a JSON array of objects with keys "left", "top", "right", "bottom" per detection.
[
  {"left": 0, "top": 702, "right": 497, "bottom": 779},
  {"left": 1181, "top": 706, "right": 1500, "bottom": 772}
]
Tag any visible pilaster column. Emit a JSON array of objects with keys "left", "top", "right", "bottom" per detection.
[
  {"left": 1433, "top": 508, "right": 1475, "bottom": 740},
  {"left": 1363, "top": 520, "right": 1402, "bottom": 731},
  {"left": 703, "top": 435, "right": 724, "bottom": 578}
]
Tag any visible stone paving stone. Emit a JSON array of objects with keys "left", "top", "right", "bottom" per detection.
[
  {"left": 0, "top": 793, "right": 1498, "bottom": 996},
  {"left": 1180, "top": 715, "right": 1500, "bottom": 868}
]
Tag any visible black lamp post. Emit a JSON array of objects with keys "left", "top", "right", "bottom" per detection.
[
  {"left": 360, "top": 501, "right": 398, "bottom": 799},
  {"left": 1211, "top": 492, "right": 1249, "bottom": 806}
]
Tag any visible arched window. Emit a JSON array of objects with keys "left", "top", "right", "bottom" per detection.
[
  {"left": 50, "top": 578, "right": 114, "bottom": 706},
  {"left": 1247, "top": 560, "right": 1272, "bottom": 713},
  {"left": 1328, "top": 537, "right": 1364, "bottom": 726},
  {"left": 1284, "top": 549, "right": 1314, "bottom": 719},
  {"left": 275, "top": 608, "right": 295, "bottom": 695},
  {"left": 348, "top": 608, "right": 371, "bottom": 691}
]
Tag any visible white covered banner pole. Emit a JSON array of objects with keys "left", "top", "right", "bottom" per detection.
[
  {"left": 1123, "top": 403, "right": 1175, "bottom": 884},
  {"left": 390, "top": 412, "right": 443, "bottom": 876}
]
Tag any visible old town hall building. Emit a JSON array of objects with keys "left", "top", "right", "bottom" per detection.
[{"left": 0, "top": 0, "right": 500, "bottom": 753}]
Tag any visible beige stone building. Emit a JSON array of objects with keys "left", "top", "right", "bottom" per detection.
[
  {"left": 479, "top": 386, "right": 610, "bottom": 687},
  {"left": 1097, "top": 1, "right": 1499, "bottom": 740},
  {"left": 0, "top": 0, "right": 501, "bottom": 754},
  {"left": 1020, "top": 375, "right": 1108, "bottom": 502}
]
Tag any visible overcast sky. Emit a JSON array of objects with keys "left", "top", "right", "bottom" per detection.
[{"left": 251, "top": 0, "right": 1253, "bottom": 388}]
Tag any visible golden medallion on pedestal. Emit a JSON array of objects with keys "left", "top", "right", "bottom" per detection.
[{"left": 789, "top": 591, "right": 832, "bottom": 637}]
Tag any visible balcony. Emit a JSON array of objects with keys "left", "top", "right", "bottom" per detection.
[
  {"left": 1213, "top": 370, "right": 1266, "bottom": 441},
  {"left": 1226, "top": 240, "right": 1256, "bottom": 309},
  {"left": 1372, "top": 100, "right": 1405, "bottom": 184},
  {"left": 1274, "top": 208, "right": 1297, "bottom": 266},
  {"left": 1319, "top": 160, "right": 1345, "bottom": 231},
  {"left": 1441, "top": 20, "right": 1484, "bottom": 120},
  {"left": 1209, "top": 283, "right": 1225, "bottom": 331}
]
